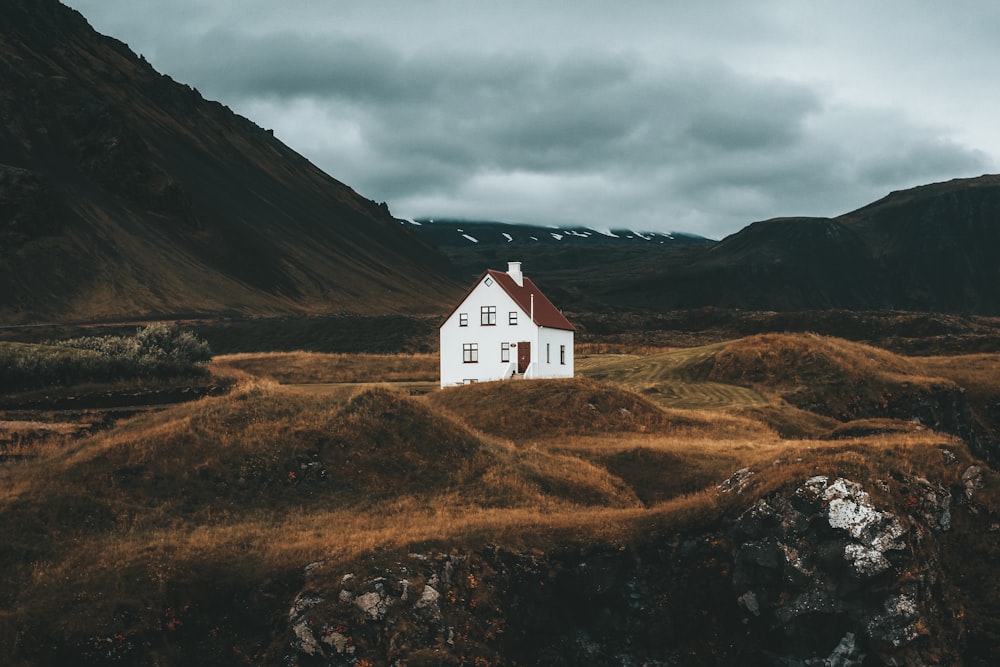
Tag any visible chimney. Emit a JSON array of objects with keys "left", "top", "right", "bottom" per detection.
[{"left": 507, "top": 261, "right": 523, "bottom": 286}]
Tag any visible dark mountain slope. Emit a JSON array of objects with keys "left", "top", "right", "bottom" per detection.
[
  {"left": 0, "top": 0, "right": 459, "bottom": 323},
  {"left": 403, "top": 218, "right": 715, "bottom": 311},
  {"left": 606, "top": 175, "right": 1000, "bottom": 313},
  {"left": 627, "top": 216, "right": 879, "bottom": 310},
  {"left": 408, "top": 176, "right": 1000, "bottom": 315},
  {"left": 838, "top": 174, "right": 1000, "bottom": 313}
]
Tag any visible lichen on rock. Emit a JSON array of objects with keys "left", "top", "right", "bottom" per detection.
[{"left": 731, "top": 474, "right": 961, "bottom": 665}]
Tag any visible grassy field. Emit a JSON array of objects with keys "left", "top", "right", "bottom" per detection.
[
  {"left": 211, "top": 351, "right": 438, "bottom": 384},
  {"left": 1, "top": 335, "right": 999, "bottom": 664},
  {"left": 577, "top": 344, "right": 772, "bottom": 409}
]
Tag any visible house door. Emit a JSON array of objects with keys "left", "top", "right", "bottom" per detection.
[{"left": 517, "top": 341, "right": 531, "bottom": 373}]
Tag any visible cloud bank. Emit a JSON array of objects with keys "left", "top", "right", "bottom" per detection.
[{"left": 66, "top": 1, "right": 995, "bottom": 238}]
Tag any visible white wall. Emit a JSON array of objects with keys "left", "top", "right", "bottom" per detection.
[
  {"left": 536, "top": 326, "right": 575, "bottom": 379},
  {"left": 440, "top": 275, "right": 535, "bottom": 386},
  {"left": 439, "top": 274, "right": 575, "bottom": 386}
]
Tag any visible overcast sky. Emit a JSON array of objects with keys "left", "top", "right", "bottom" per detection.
[{"left": 64, "top": 1, "right": 998, "bottom": 239}]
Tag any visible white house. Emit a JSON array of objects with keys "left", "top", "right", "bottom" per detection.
[{"left": 440, "top": 262, "right": 575, "bottom": 387}]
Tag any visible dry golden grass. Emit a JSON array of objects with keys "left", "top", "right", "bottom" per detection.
[
  {"left": 424, "top": 376, "right": 768, "bottom": 443},
  {"left": 212, "top": 351, "right": 438, "bottom": 384},
  {"left": 915, "top": 353, "right": 1000, "bottom": 431},
  {"left": 915, "top": 353, "right": 1000, "bottom": 388},
  {"left": 0, "top": 421, "right": 88, "bottom": 459},
  {"left": 4, "top": 341, "right": 1000, "bottom": 663},
  {"left": 1, "top": 379, "right": 649, "bottom": 543},
  {"left": 733, "top": 404, "right": 842, "bottom": 439},
  {"left": 708, "top": 333, "right": 936, "bottom": 388},
  {"left": 580, "top": 334, "right": 975, "bottom": 426},
  {"left": 22, "top": 423, "right": 978, "bottom": 630},
  {"left": 574, "top": 342, "right": 678, "bottom": 356},
  {"left": 706, "top": 334, "right": 976, "bottom": 426},
  {"left": 577, "top": 347, "right": 772, "bottom": 410}
]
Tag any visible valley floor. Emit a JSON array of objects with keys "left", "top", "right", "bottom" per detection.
[{"left": 2, "top": 328, "right": 1000, "bottom": 665}]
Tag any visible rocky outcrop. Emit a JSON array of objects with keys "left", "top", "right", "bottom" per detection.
[
  {"left": 282, "top": 473, "right": 980, "bottom": 666},
  {"left": 731, "top": 475, "right": 955, "bottom": 665}
]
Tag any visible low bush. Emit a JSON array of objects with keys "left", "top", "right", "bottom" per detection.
[{"left": 0, "top": 323, "right": 211, "bottom": 392}]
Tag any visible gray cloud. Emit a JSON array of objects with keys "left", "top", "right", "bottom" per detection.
[{"left": 65, "top": 0, "right": 998, "bottom": 239}]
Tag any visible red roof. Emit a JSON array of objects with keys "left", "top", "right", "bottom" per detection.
[
  {"left": 441, "top": 268, "right": 576, "bottom": 331},
  {"left": 486, "top": 269, "right": 575, "bottom": 331}
]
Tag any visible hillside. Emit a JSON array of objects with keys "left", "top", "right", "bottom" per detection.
[
  {"left": 0, "top": 0, "right": 460, "bottom": 324},
  {"left": 581, "top": 333, "right": 1000, "bottom": 464},
  {"left": 3, "top": 349, "right": 1000, "bottom": 664},
  {"left": 614, "top": 174, "right": 1000, "bottom": 313},
  {"left": 403, "top": 218, "right": 716, "bottom": 310}
]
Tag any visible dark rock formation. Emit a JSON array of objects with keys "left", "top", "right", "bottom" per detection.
[
  {"left": 281, "top": 474, "right": 986, "bottom": 666},
  {"left": 731, "top": 475, "right": 953, "bottom": 665}
]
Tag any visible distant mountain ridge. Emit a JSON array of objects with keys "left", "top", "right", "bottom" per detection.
[
  {"left": 407, "top": 218, "right": 712, "bottom": 247},
  {"left": 619, "top": 174, "right": 1000, "bottom": 313},
  {"left": 0, "top": 0, "right": 459, "bottom": 324},
  {"left": 404, "top": 218, "right": 716, "bottom": 311},
  {"left": 413, "top": 176, "right": 1000, "bottom": 315}
]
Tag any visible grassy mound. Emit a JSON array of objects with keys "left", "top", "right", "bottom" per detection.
[
  {"left": 708, "top": 333, "right": 966, "bottom": 425},
  {"left": 709, "top": 333, "right": 916, "bottom": 389},
  {"left": 582, "top": 335, "right": 997, "bottom": 454},
  {"left": 427, "top": 377, "right": 722, "bottom": 441},
  {"left": 5, "top": 380, "right": 641, "bottom": 535},
  {"left": 8, "top": 381, "right": 348, "bottom": 531},
  {"left": 318, "top": 386, "right": 495, "bottom": 498},
  {"left": 0, "top": 379, "right": 648, "bottom": 664}
]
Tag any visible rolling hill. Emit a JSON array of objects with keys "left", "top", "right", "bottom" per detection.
[
  {"left": 3, "top": 354, "right": 1000, "bottom": 664},
  {"left": 0, "top": 0, "right": 460, "bottom": 324}
]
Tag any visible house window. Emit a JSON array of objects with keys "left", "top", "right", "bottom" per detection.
[
  {"left": 463, "top": 343, "right": 478, "bottom": 363},
  {"left": 509, "top": 311, "right": 518, "bottom": 325},
  {"left": 501, "top": 342, "right": 510, "bottom": 363},
  {"left": 481, "top": 306, "right": 496, "bottom": 326},
  {"left": 546, "top": 343, "right": 551, "bottom": 363},
  {"left": 459, "top": 313, "right": 468, "bottom": 327},
  {"left": 560, "top": 345, "right": 566, "bottom": 365}
]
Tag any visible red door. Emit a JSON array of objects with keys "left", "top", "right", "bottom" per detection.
[{"left": 517, "top": 341, "right": 531, "bottom": 373}]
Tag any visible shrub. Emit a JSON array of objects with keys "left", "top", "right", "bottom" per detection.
[
  {"left": 56, "top": 323, "right": 212, "bottom": 377},
  {"left": 0, "top": 324, "right": 212, "bottom": 392},
  {"left": 0, "top": 342, "right": 106, "bottom": 391}
]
